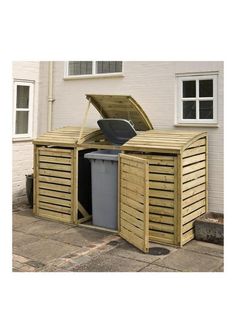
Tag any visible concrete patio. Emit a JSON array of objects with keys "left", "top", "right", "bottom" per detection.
[{"left": 12, "top": 205, "right": 224, "bottom": 272}]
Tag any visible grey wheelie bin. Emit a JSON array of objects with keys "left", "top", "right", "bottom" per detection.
[{"left": 85, "top": 150, "right": 119, "bottom": 230}]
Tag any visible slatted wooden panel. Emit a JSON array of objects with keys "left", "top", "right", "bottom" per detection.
[
  {"left": 119, "top": 154, "right": 149, "bottom": 253},
  {"left": 181, "top": 137, "right": 207, "bottom": 245},
  {"left": 35, "top": 147, "right": 74, "bottom": 223},
  {"left": 123, "top": 154, "right": 178, "bottom": 246},
  {"left": 144, "top": 155, "right": 177, "bottom": 245},
  {"left": 86, "top": 94, "right": 153, "bottom": 131}
]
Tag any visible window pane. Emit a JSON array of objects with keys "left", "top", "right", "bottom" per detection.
[
  {"left": 16, "top": 85, "right": 29, "bottom": 108},
  {"left": 96, "top": 61, "right": 122, "bottom": 74},
  {"left": 199, "top": 79, "right": 213, "bottom": 97},
  {"left": 68, "top": 61, "right": 92, "bottom": 75},
  {"left": 15, "top": 111, "right": 29, "bottom": 134},
  {"left": 199, "top": 100, "right": 213, "bottom": 119},
  {"left": 183, "top": 101, "right": 196, "bottom": 119},
  {"left": 182, "top": 81, "right": 196, "bottom": 98}
]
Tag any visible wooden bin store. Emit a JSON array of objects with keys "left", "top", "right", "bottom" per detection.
[{"left": 33, "top": 94, "right": 208, "bottom": 252}]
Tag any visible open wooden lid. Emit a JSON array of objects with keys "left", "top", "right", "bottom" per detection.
[{"left": 86, "top": 94, "right": 153, "bottom": 131}]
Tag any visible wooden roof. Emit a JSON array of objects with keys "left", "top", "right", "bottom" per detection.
[
  {"left": 122, "top": 130, "right": 207, "bottom": 154},
  {"left": 86, "top": 94, "right": 153, "bottom": 131},
  {"left": 33, "top": 127, "right": 207, "bottom": 154},
  {"left": 33, "top": 126, "right": 102, "bottom": 146}
]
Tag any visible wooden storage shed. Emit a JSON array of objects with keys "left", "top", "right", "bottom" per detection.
[{"left": 33, "top": 94, "right": 208, "bottom": 252}]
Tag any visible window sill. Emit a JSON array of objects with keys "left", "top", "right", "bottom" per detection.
[
  {"left": 12, "top": 137, "right": 33, "bottom": 143},
  {"left": 64, "top": 73, "right": 124, "bottom": 80},
  {"left": 175, "top": 123, "right": 219, "bottom": 128}
]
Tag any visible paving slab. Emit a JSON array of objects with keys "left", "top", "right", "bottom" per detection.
[
  {"left": 13, "top": 230, "right": 41, "bottom": 247},
  {"left": 140, "top": 264, "right": 179, "bottom": 272},
  {"left": 73, "top": 252, "right": 149, "bottom": 272},
  {"left": 154, "top": 248, "right": 223, "bottom": 272},
  {"left": 14, "top": 219, "right": 73, "bottom": 236},
  {"left": 13, "top": 238, "right": 84, "bottom": 263},
  {"left": 215, "top": 264, "right": 224, "bottom": 272},
  {"left": 108, "top": 241, "right": 162, "bottom": 263},
  {"left": 48, "top": 226, "right": 112, "bottom": 247},
  {"left": 12, "top": 254, "right": 30, "bottom": 263},
  {"left": 19, "top": 264, "right": 36, "bottom": 272},
  {"left": 183, "top": 240, "right": 224, "bottom": 258},
  {"left": 13, "top": 213, "right": 39, "bottom": 230}
]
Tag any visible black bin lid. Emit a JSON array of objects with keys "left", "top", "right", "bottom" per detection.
[{"left": 97, "top": 119, "right": 137, "bottom": 145}]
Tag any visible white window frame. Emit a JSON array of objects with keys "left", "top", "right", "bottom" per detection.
[
  {"left": 64, "top": 61, "right": 124, "bottom": 80},
  {"left": 176, "top": 72, "right": 218, "bottom": 125},
  {"left": 13, "top": 81, "right": 34, "bottom": 139}
]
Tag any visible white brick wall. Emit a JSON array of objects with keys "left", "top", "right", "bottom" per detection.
[
  {"left": 49, "top": 61, "right": 224, "bottom": 213},
  {"left": 12, "top": 61, "right": 40, "bottom": 204},
  {"left": 12, "top": 142, "right": 34, "bottom": 203}
]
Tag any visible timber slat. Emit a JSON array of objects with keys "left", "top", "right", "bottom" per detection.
[
  {"left": 149, "top": 189, "right": 174, "bottom": 199},
  {"left": 38, "top": 182, "right": 71, "bottom": 193},
  {"left": 121, "top": 172, "right": 146, "bottom": 185},
  {"left": 149, "top": 222, "right": 174, "bottom": 233},
  {"left": 182, "top": 220, "right": 195, "bottom": 233},
  {"left": 39, "top": 169, "right": 71, "bottom": 179},
  {"left": 149, "top": 214, "right": 174, "bottom": 224},
  {"left": 120, "top": 203, "right": 144, "bottom": 220},
  {"left": 183, "top": 176, "right": 206, "bottom": 191},
  {"left": 183, "top": 153, "right": 205, "bottom": 166},
  {"left": 121, "top": 179, "right": 144, "bottom": 195},
  {"left": 39, "top": 189, "right": 71, "bottom": 200},
  {"left": 149, "top": 181, "right": 174, "bottom": 190},
  {"left": 183, "top": 183, "right": 206, "bottom": 199},
  {"left": 121, "top": 187, "right": 144, "bottom": 204},
  {"left": 121, "top": 211, "right": 144, "bottom": 230},
  {"left": 121, "top": 164, "right": 145, "bottom": 177},
  {"left": 183, "top": 191, "right": 206, "bottom": 208},
  {"left": 149, "top": 230, "right": 174, "bottom": 240},
  {"left": 39, "top": 162, "right": 71, "bottom": 171},
  {"left": 120, "top": 195, "right": 144, "bottom": 212},
  {"left": 37, "top": 208, "right": 71, "bottom": 223},
  {"left": 120, "top": 228, "right": 146, "bottom": 252},
  {"left": 120, "top": 218, "right": 144, "bottom": 238},
  {"left": 39, "top": 201, "right": 71, "bottom": 214},
  {"left": 183, "top": 199, "right": 206, "bottom": 216},
  {"left": 149, "top": 173, "right": 174, "bottom": 183},
  {"left": 182, "top": 206, "right": 206, "bottom": 224},
  {"left": 39, "top": 195, "right": 71, "bottom": 207},
  {"left": 182, "top": 229, "right": 195, "bottom": 244},
  {"left": 183, "top": 168, "right": 206, "bottom": 183},
  {"left": 149, "top": 205, "right": 174, "bottom": 216},
  {"left": 187, "top": 138, "right": 206, "bottom": 149},
  {"left": 39, "top": 175, "right": 71, "bottom": 186},
  {"left": 39, "top": 156, "right": 72, "bottom": 165},
  {"left": 183, "top": 161, "right": 206, "bottom": 175},
  {"left": 149, "top": 165, "right": 174, "bottom": 174},
  {"left": 149, "top": 197, "right": 174, "bottom": 208},
  {"left": 149, "top": 235, "right": 174, "bottom": 245},
  {"left": 183, "top": 146, "right": 206, "bottom": 158}
]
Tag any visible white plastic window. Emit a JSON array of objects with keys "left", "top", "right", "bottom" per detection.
[
  {"left": 13, "top": 81, "right": 34, "bottom": 138},
  {"left": 176, "top": 73, "right": 218, "bottom": 124}
]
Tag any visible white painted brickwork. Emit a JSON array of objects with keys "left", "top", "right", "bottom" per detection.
[
  {"left": 12, "top": 142, "right": 34, "bottom": 203},
  {"left": 50, "top": 61, "right": 224, "bottom": 213},
  {"left": 12, "top": 61, "right": 40, "bottom": 204}
]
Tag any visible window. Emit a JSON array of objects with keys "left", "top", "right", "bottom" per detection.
[
  {"left": 176, "top": 73, "right": 218, "bottom": 124},
  {"left": 13, "top": 81, "right": 34, "bottom": 138},
  {"left": 65, "top": 61, "right": 123, "bottom": 78}
]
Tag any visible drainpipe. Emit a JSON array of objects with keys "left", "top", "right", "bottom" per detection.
[{"left": 47, "top": 61, "right": 54, "bottom": 131}]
